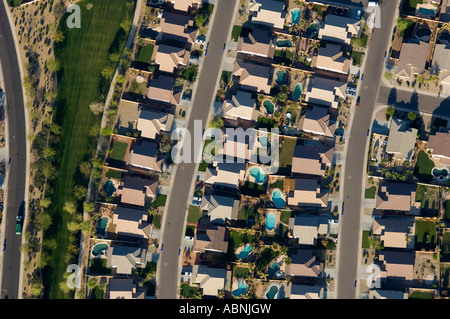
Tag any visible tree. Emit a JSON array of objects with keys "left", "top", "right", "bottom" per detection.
[
  {"left": 208, "top": 116, "right": 224, "bottom": 129},
  {"left": 51, "top": 123, "right": 62, "bottom": 135},
  {"left": 83, "top": 201, "right": 95, "bottom": 213},
  {"left": 89, "top": 102, "right": 105, "bottom": 116},
  {"left": 108, "top": 52, "right": 121, "bottom": 63},
  {"left": 407, "top": 111, "right": 417, "bottom": 122},
  {"left": 46, "top": 58, "right": 61, "bottom": 72},
  {"left": 63, "top": 202, "right": 77, "bottom": 215},
  {"left": 79, "top": 161, "right": 93, "bottom": 178},
  {"left": 39, "top": 198, "right": 52, "bottom": 209},
  {"left": 87, "top": 278, "right": 98, "bottom": 290},
  {"left": 35, "top": 212, "right": 52, "bottom": 231},
  {"left": 386, "top": 106, "right": 395, "bottom": 119},
  {"left": 53, "top": 30, "right": 65, "bottom": 43},
  {"left": 73, "top": 185, "right": 87, "bottom": 200},
  {"left": 101, "top": 127, "right": 113, "bottom": 136},
  {"left": 42, "top": 147, "right": 56, "bottom": 159},
  {"left": 120, "top": 19, "right": 133, "bottom": 33},
  {"left": 101, "top": 67, "right": 114, "bottom": 80},
  {"left": 116, "top": 74, "right": 126, "bottom": 85},
  {"left": 195, "top": 13, "right": 206, "bottom": 27},
  {"left": 397, "top": 18, "right": 411, "bottom": 31}
]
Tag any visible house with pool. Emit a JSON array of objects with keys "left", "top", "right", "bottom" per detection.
[
  {"left": 107, "top": 244, "right": 148, "bottom": 275},
  {"left": 137, "top": 109, "right": 174, "bottom": 140},
  {"left": 222, "top": 90, "right": 260, "bottom": 127},
  {"left": 312, "top": 43, "right": 351, "bottom": 75},
  {"left": 200, "top": 193, "right": 240, "bottom": 225},
  {"left": 126, "top": 140, "right": 165, "bottom": 175},
  {"left": 154, "top": 43, "right": 190, "bottom": 74},
  {"left": 287, "top": 178, "right": 329, "bottom": 209},
  {"left": 192, "top": 265, "right": 228, "bottom": 297},
  {"left": 193, "top": 224, "right": 229, "bottom": 254},
  {"left": 427, "top": 129, "right": 450, "bottom": 168},
  {"left": 297, "top": 105, "right": 336, "bottom": 139},
  {"left": 233, "top": 59, "right": 273, "bottom": 94},
  {"left": 375, "top": 181, "right": 418, "bottom": 213},
  {"left": 204, "top": 162, "right": 246, "bottom": 192},
  {"left": 118, "top": 175, "right": 159, "bottom": 208},
  {"left": 289, "top": 214, "right": 330, "bottom": 246},
  {"left": 291, "top": 142, "right": 334, "bottom": 177},
  {"left": 304, "top": 75, "right": 347, "bottom": 108},
  {"left": 237, "top": 28, "right": 276, "bottom": 59},
  {"left": 285, "top": 249, "right": 324, "bottom": 278},
  {"left": 318, "top": 13, "right": 361, "bottom": 45},
  {"left": 248, "top": 0, "right": 286, "bottom": 30}
]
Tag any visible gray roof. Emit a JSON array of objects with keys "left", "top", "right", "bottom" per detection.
[
  {"left": 107, "top": 245, "right": 147, "bottom": 275},
  {"left": 431, "top": 43, "right": 450, "bottom": 74},
  {"left": 385, "top": 118, "right": 417, "bottom": 161},
  {"left": 200, "top": 194, "right": 239, "bottom": 225}
]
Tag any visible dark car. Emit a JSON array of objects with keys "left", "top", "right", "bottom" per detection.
[
  {"left": 355, "top": 96, "right": 360, "bottom": 108},
  {"left": 223, "top": 43, "right": 226, "bottom": 50},
  {"left": 360, "top": 74, "right": 364, "bottom": 81}
]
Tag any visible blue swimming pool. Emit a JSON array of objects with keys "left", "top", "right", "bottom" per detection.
[
  {"left": 272, "top": 189, "right": 285, "bottom": 208},
  {"left": 103, "top": 180, "right": 116, "bottom": 197},
  {"left": 293, "top": 83, "right": 303, "bottom": 101},
  {"left": 265, "top": 285, "right": 279, "bottom": 299},
  {"left": 268, "top": 261, "right": 280, "bottom": 277},
  {"left": 250, "top": 166, "right": 267, "bottom": 184},
  {"left": 263, "top": 100, "right": 274, "bottom": 114},
  {"left": 96, "top": 217, "right": 108, "bottom": 236},
  {"left": 276, "top": 39, "right": 292, "bottom": 47},
  {"left": 92, "top": 243, "right": 108, "bottom": 256},
  {"left": 232, "top": 280, "right": 248, "bottom": 297},
  {"left": 276, "top": 70, "right": 287, "bottom": 86},
  {"left": 291, "top": 8, "right": 301, "bottom": 24},
  {"left": 266, "top": 213, "right": 276, "bottom": 231},
  {"left": 237, "top": 244, "right": 253, "bottom": 260}
]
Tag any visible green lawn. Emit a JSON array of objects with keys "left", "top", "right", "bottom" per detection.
[
  {"left": 444, "top": 200, "right": 450, "bottom": 221},
  {"left": 152, "top": 214, "right": 161, "bottom": 229},
  {"left": 105, "top": 169, "right": 123, "bottom": 179},
  {"left": 414, "top": 150, "right": 434, "bottom": 183},
  {"left": 273, "top": 50, "right": 294, "bottom": 65},
  {"left": 441, "top": 232, "right": 450, "bottom": 262},
  {"left": 351, "top": 33, "right": 368, "bottom": 48},
  {"left": 280, "top": 210, "right": 290, "bottom": 225},
  {"left": 89, "top": 259, "right": 112, "bottom": 275},
  {"left": 270, "top": 179, "right": 284, "bottom": 189},
  {"left": 180, "top": 283, "right": 199, "bottom": 298},
  {"left": 187, "top": 206, "right": 202, "bottom": 224},
  {"left": 402, "top": 0, "right": 423, "bottom": 12},
  {"left": 109, "top": 141, "right": 128, "bottom": 161},
  {"left": 364, "top": 186, "right": 377, "bottom": 199},
  {"left": 231, "top": 25, "right": 242, "bottom": 41},
  {"left": 151, "top": 194, "right": 167, "bottom": 208},
  {"left": 409, "top": 291, "right": 432, "bottom": 299},
  {"left": 415, "top": 184, "right": 439, "bottom": 216},
  {"left": 415, "top": 220, "right": 437, "bottom": 250},
  {"left": 239, "top": 205, "right": 261, "bottom": 223},
  {"left": 43, "top": 0, "right": 134, "bottom": 299},
  {"left": 278, "top": 136, "right": 297, "bottom": 175},
  {"left": 221, "top": 70, "right": 232, "bottom": 86},
  {"left": 137, "top": 43, "right": 154, "bottom": 64},
  {"left": 351, "top": 51, "right": 364, "bottom": 66},
  {"left": 198, "top": 160, "right": 208, "bottom": 172},
  {"left": 256, "top": 248, "right": 279, "bottom": 271},
  {"left": 182, "top": 65, "right": 198, "bottom": 82},
  {"left": 362, "top": 230, "right": 371, "bottom": 249},
  {"left": 234, "top": 267, "right": 250, "bottom": 278}
]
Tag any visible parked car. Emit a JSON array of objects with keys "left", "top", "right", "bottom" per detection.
[{"left": 355, "top": 96, "right": 361, "bottom": 108}]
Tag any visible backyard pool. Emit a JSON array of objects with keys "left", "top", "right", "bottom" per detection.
[
  {"left": 293, "top": 83, "right": 303, "bottom": 101},
  {"left": 263, "top": 99, "right": 275, "bottom": 114},
  {"left": 291, "top": 8, "right": 301, "bottom": 24},
  {"left": 276, "top": 39, "right": 292, "bottom": 47},
  {"left": 250, "top": 166, "right": 267, "bottom": 184},
  {"left": 265, "top": 284, "right": 279, "bottom": 299},
  {"left": 232, "top": 280, "right": 248, "bottom": 297},
  {"left": 416, "top": 28, "right": 432, "bottom": 38},
  {"left": 92, "top": 243, "right": 108, "bottom": 256},
  {"left": 276, "top": 70, "right": 287, "bottom": 86},
  {"left": 271, "top": 189, "right": 286, "bottom": 208},
  {"left": 432, "top": 167, "right": 449, "bottom": 182},
  {"left": 265, "top": 213, "right": 276, "bottom": 231},
  {"left": 96, "top": 217, "right": 108, "bottom": 236},
  {"left": 103, "top": 180, "right": 116, "bottom": 197},
  {"left": 268, "top": 261, "right": 280, "bottom": 277},
  {"left": 236, "top": 244, "right": 253, "bottom": 260}
]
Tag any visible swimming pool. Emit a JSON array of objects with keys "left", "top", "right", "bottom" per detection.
[
  {"left": 265, "top": 285, "right": 279, "bottom": 299},
  {"left": 237, "top": 244, "right": 253, "bottom": 260},
  {"left": 103, "top": 180, "right": 116, "bottom": 197},
  {"left": 276, "top": 39, "right": 292, "bottom": 47},
  {"left": 250, "top": 166, "right": 267, "bottom": 184},
  {"left": 291, "top": 8, "right": 301, "bottom": 24},
  {"left": 271, "top": 189, "right": 285, "bottom": 208},
  {"left": 232, "top": 280, "right": 248, "bottom": 297},
  {"left": 276, "top": 70, "right": 287, "bottom": 86},
  {"left": 293, "top": 83, "right": 303, "bottom": 101},
  {"left": 432, "top": 167, "right": 449, "bottom": 181},
  {"left": 266, "top": 213, "right": 276, "bottom": 231},
  {"left": 96, "top": 217, "right": 108, "bottom": 236},
  {"left": 263, "top": 100, "right": 274, "bottom": 114},
  {"left": 268, "top": 261, "right": 280, "bottom": 277},
  {"left": 92, "top": 243, "right": 108, "bottom": 256}
]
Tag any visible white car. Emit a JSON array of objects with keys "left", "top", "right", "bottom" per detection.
[{"left": 356, "top": 9, "right": 361, "bottom": 20}]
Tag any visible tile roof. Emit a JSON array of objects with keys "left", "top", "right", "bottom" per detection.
[
  {"left": 286, "top": 249, "right": 324, "bottom": 278},
  {"left": 233, "top": 59, "right": 273, "bottom": 94},
  {"left": 155, "top": 44, "right": 190, "bottom": 74},
  {"left": 291, "top": 143, "right": 334, "bottom": 176},
  {"left": 287, "top": 178, "right": 329, "bottom": 208},
  {"left": 375, "top": 181, "right": 416, "bottom": 212},
  {"left": 297, "top": 106, "right": 336, "bottom": 138},
  {"left": 137, "top": 109, "right": 174, "bottom": 140},
  {"left": 237, "top": 28, "right": 275, "bottom": 58}
]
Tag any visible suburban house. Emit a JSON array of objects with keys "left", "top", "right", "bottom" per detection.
[
  {"left": 430, "top": 43, "right": 450, "bottom": 76},
  {"left": 368, "top": 289, "right": 408, "bottom": 299},
  {"left": 146, "top": 74, "right": 182, "bottom": 106},
  {"left": 318, "top": 14, "right": 361, "bottom": 45},
  {"left": 289, "top": 284, "right": 326, "bottom": 299},
  {"left": 160, "top": 11, "right": 197, "bottom": 44},
  {"left": 111, "top": 206, "right": 152, "bottom": 239},
  {"left": 427, "top": 129, "right": 450, "bottom": 165},
  {"left": 154, "top": 44, "right": 190, "bottom": 74},
  {"left": 193, "top": 224, "right": 229, "bottom": 254},
  {"left": 312, "top": 43, "right": 351, "bottom": 75},
  {"left": 222, "top": 90, "right": 260, "bottom": 124},
  {"left": 415, "top": 2, "right": 438, "bottom": 19},
  {"left": 127, "top": 140, "right": 165, "bottom": 174},
  {"left": 375, "top": 181, "right": 417, "bottom": 212},
  {"left": 289, "top": 214, "right": 329, "bottom": 246},
  {"left": 385, "top": 118, "right": 418, "bottom": 162},
  {"left": 164, "top": 0, "right": 201, "bottom": 12},
  {"left": 192, "top": 265, "right": 228, "bottom": 297},
  {"left": 217, "top": 132, "right": 256, "bottom": 163},
  {"left": 107, "top": 245, "right": 147, "bottom": 275},
  {"left": 395, "top": 41, "right": 429, "bottom": 79},
  {"left": 237, "top": 28, "right": 276, "bottom": 58},
  {"left": 233, "top": 59, "right": 273, "bottom": 94},
  {"left": 297, "top": 106, "right": 336, "bottom": 138},
  {"left": 285, "top": 249, "right": 324, "bottom": 278},
  {"left": 304, "top": 76, "right": 347, "bottom": 108},
  {"left": 287, "top": 178, "right": 329, "bottom": 208},
  {"left": 204, "top": 162, "right": 246, "bottom": 191},
  {"left": 378, "top": 250, "right": 415, "bottom": 281},
  {"left": 200, "top": 194, "right": 240, "bottom": 225},
  {"left": 137, "top": 109, "right": 174, "bottom": 140},
  {"left": 106, "top": 278, "right": 145, "bottom": 299},
  {"left": 372, "top": 217, "right": 415, "bottom": 249},
  {"left": 291, "top": 143, "right": 334, "bottom": 177},
  {"left": 118, "top": 175, "right": 158, "bottom": 207},
  {"left": 248, "top": 0, "right": 286, "bottom": 29}
]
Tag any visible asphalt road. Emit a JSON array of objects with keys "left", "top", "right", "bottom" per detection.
[
  {"left": 156, "top": 0, "right": 237, "bottom": 299},
  {"left": 335, "top": 0, "right": 400, "bottom": 298},
  {"left": 0, "top": 2, "right": 27, "bottom": 299}
]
